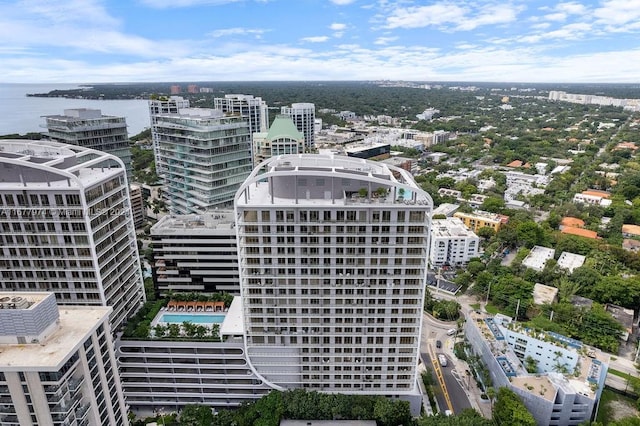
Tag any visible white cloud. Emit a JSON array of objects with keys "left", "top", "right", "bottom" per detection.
[
  {"left": 329, "top": 0, "right": 356, "bottom": 5},
  {"left": 374, "top": 36, "right": 398, "bottom": 45},
  {"left": 330, "top": 23, "right": 347, "bottom": 31},
  {"left": 518, "top": 22, "right": 592, "bottom": 43},
  {"left": 556, "top": 2, "right": 587, "bottom": 15},
  {"left": 301, "top": 36, "right": 330, "bottom": 43},
  {"left": 208, "top": 28, "right": 267, "bottom": 38},
  {"left": 138, "top": 0, "right": 241, "bottom": 8},
  {"left": 384, "top": 3, "right": 467, "bottom": 29},
  {"left": 384, "top": 2, "right": 521, "bottom": 31},
  {"left": 594, "top": 0, "right": 640, "bottom": 26},
  {"left": 544, "top": 12, "right": 567, "bottom": 22},
  {"left": 531, "top": 22, "right": 551, "bottom": 30}
]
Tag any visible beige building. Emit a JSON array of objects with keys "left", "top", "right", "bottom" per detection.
[{"left": 0, "top": 293, "right": 128, "bottom": 425}]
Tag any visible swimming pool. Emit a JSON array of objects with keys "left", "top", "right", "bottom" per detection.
[{"left": 160, "top": 314, "right": 226, "bottom": 324}]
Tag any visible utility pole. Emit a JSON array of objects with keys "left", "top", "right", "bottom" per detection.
[{"left": 485, "top": 282, "right": 492, "bottom": 305}]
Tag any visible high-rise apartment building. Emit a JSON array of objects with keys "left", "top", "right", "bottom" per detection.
[
  {"left": 235, "top": 154, "right": 432, "bottom": 411},
  {"left": 0, "top": 140, "right": 145, "bottom": 331},
  {"left": 43, "top": 108, "right": 133, "bottom": 179},
  {"left": 151, "top": 212, "right": 240, "bottom": 296},
  {"left": 148, "top": 96, "right": 190, "bottom": 176},
  {"left": 213, "top": 94, "right": 269, "bottom": 136},
  {"left": 252, "top": 115, "right": 305, "bottom": 165},
  {"left": 154, "top": 108, "right": 252, "bottom": 214},
  {"left": 281, "top": 103, "right": 316, "bottom": 149},
  {"left": 0, "top": 292, "right": 129, "bottom": 425}
]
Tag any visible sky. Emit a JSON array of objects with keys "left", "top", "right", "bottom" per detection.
[{"left": 1, "top": 0, "right": 640, "bottom": 83}]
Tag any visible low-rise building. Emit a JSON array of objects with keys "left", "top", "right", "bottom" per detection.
[
  {"left": 344, "top": 141, "right": 390, "bottom": 160},
  {"left": 522, "top": 246, "right": 555, "bottom": 272},
  {"left": 116, "top": 297, "right": 270, "bottom": 417},
  {"left": 429, "top": 218, "right": 479, "bottom": 267},
  {"left": 432, "top": 203, "right": 460, "bottom": 217},
  {"left": 573, "top": 190, "right": 612, "bottom": 207},
  {"left": 561, "top": 227, "right": 600, "bottom": 240},
  {"left": 559, "top": 217, "right": 585, "bottom": 230},
  {"left": 0, "top": 293, "right": 128, "bottom": 425},
  {"left": 533, "top": 283, "right": 558, "bottom": 305},
  {"left": 604, "top": 304, "right": 635, "bottom": 341},
  {"left": 151, "top": 213, "right": 240, "bottom": 296},
  {"left": 454, "top": 210, "right": 509, "bottom": 233},
  {"left": 622, "top": 224, "right": 640, "bottom": 239},
  {"left": 465, "top": 312, "right": 609, "bottom": 426},
  {"left": 557, "top": 252, "right": 586, "bottom": 273}
]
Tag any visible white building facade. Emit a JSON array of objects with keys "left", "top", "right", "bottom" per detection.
[
  {"left": 281, "top": 103, "right": 316, "bottom": 149},
  {"left": 235, "top": 154, "right": 432, "bottom": 413},
  {"left": 429, "top": 218, "right": 479, "bottom": 267},
  {"left": 43, "top": 108, "right": 133, "bottom": 180},
  {"left": 0, "top": 140, "right": 145, "bottom": 331},
  {"left": 213, "top": 94, "right": 269, "bottom": 136},
  {"left": 148, "top": 96, "right": 190, "bottom": 176},
  {"left": 0, "top": 292, "right": 128, "bottom": 426},
  {"left": 154, "top": 108, "right": 253, "bottom": 214}
]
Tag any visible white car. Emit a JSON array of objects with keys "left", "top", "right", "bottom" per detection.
[{"left": 446, "top": 328, "right": 456, "bottom": 336}]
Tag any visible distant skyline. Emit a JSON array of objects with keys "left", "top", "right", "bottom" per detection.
[{"left": 1, "top": 0, "right": 639, "bottom": 84}]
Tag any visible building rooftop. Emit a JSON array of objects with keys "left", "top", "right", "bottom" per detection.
[
  {"left": 220, "top": 297, "right": 244, "bottom": 337},
  {"left": 557, "top": 252, "right": 586, "bottom": 273},
  {"left": 561, "top": 227, "right": 599, "bottom": 239},
  {"left": 0, "top": 305, "right": 110, "bottom": 370},
  {"left": 432, "top": 218, "right": 478, "bottom": 238},
  {"left": 344, "top": 141, "right": 390, "bottom": 154},
  {"left": 560, "top": 217, "right": 585, "bottom": 228},
  {"left": 0, "top": 140, "right": 125, "bottom": 189},
  {"left": 266, "top": 115, "right": 304, "bottom": 141},
  {"left": 151, "top": 212, "right": 235, "bottom": 235},
  {"left": 469, "top": 311, "right": 609, "bottom": 400},
  {"left": 622, "top": 224, "right": 640, "bottom": 237},
  {"left": 432, "top": 203, "right": 460, "bottom": 217},
  {"left": 604, "top": 304, "right": 635, "bottom": 332},
  {"left": 236, "top": 154, "right": 431, "bottom": 207},
  {"left": 522, "top": 246, "right": 555, "bottom": 272},
  {"left": 581, "top": 189, "right": 611, "bottom": 199},
  {"left": 533, "top": 283, "right": 558, "bottom": 305},
  {"left": 454, "top": 210, "right": 509, "bottom": 224}
]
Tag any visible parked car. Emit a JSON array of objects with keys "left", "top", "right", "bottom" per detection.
[
  {"left": 447, "top": 328, "right": 456, "bottom": 336},
  {"left": 436, "top": 340, "right": 442, "bottom": 348}
]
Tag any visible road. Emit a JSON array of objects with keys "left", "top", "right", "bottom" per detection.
[{"left": 421, "top": 313, "right": 473, "bottom": 414}]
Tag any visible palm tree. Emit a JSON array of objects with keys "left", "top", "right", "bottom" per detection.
[{"left": 486, "top": 386, "right": 497, "bottom": 412}]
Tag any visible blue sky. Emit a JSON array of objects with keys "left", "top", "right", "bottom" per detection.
[{"left": 1, "top": 0, "right": 639, "bottom": 83}]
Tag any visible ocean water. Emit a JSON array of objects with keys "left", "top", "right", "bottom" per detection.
[{"left": 0, "top": 83, "right": 150, "bottom": 137}]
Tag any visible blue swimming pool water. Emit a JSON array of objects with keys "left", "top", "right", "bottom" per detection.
[{"left": 160, "top": 314, "right": 226, "bottom": 324}]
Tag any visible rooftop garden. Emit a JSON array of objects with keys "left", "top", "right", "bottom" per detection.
[{"left": 121, "top": 292, "right": 234, "bottom": 341}]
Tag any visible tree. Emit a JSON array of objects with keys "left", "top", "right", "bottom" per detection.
[
  {"left": 493, "top": 387, "right": 536, "bottom": 426},
  {"left": 480, "top": 196, "right": 505, "bottom": 213},
  {"left": 373, "top": 397, "right": 411, "bottom": 426},
  {"left": 477, "top": 226, "right": 495, "bottom": 239},
  {"left": 516, "top": 221, "right": 546, "bottom": 248},
  {"left": 179, "top": 404, "right": 214, "bottom": 426}
]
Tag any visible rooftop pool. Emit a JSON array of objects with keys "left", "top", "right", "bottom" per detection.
[{"left": 159, "top": 313, "right": 226, "bottom": 324}]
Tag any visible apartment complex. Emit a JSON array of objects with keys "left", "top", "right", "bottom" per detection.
[
  {"left": 116, "top": 297, "right": 270, "bottom": 416},
  {"left": 454, "top": 210, "right": 509, "bottom": 233},
  {"left": 465, "top": 312, "right": 608, "bottom": 426},
  {"left": 213, "top": 94, "right": 269, "bottom": 136},
  {"left": 153, "top": 108, "right": 252, "bottom": 214},
  {"left": 0, "top": 140, "right": 145, "bottom": 331},
  {"left": 148, "top": 96, "right": 190, "bottom": 176},
  {"left": 151, "top": 213, "right": 240, "bottom": 296},
  {"left": 0, "top": 292, "right": 128, "bottom": 425},
  {"left": 235, "top": 154, "right": 432, "bottom": 413},
  {"left": 129, "top": 184, "right": 145, "bottom": 228},
  {"left": 252, "top": 115, "right": 305, "bottom": 165},
  {"left": 281, "top": 103, "right": 316, "bottom": 149},
  {"left": 429, "top": 217, "right": 479, "bottom": 268},
  {"left": 43, "top": 108, "right": 132, "bottom": 180}
]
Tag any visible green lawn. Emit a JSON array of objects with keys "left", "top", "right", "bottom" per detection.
[
  {"left": 596, "top": 388, "right": 639, "bottom": 424},
  {"left": 484, "top": 303, "right": 500, "bottom": 315}
]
